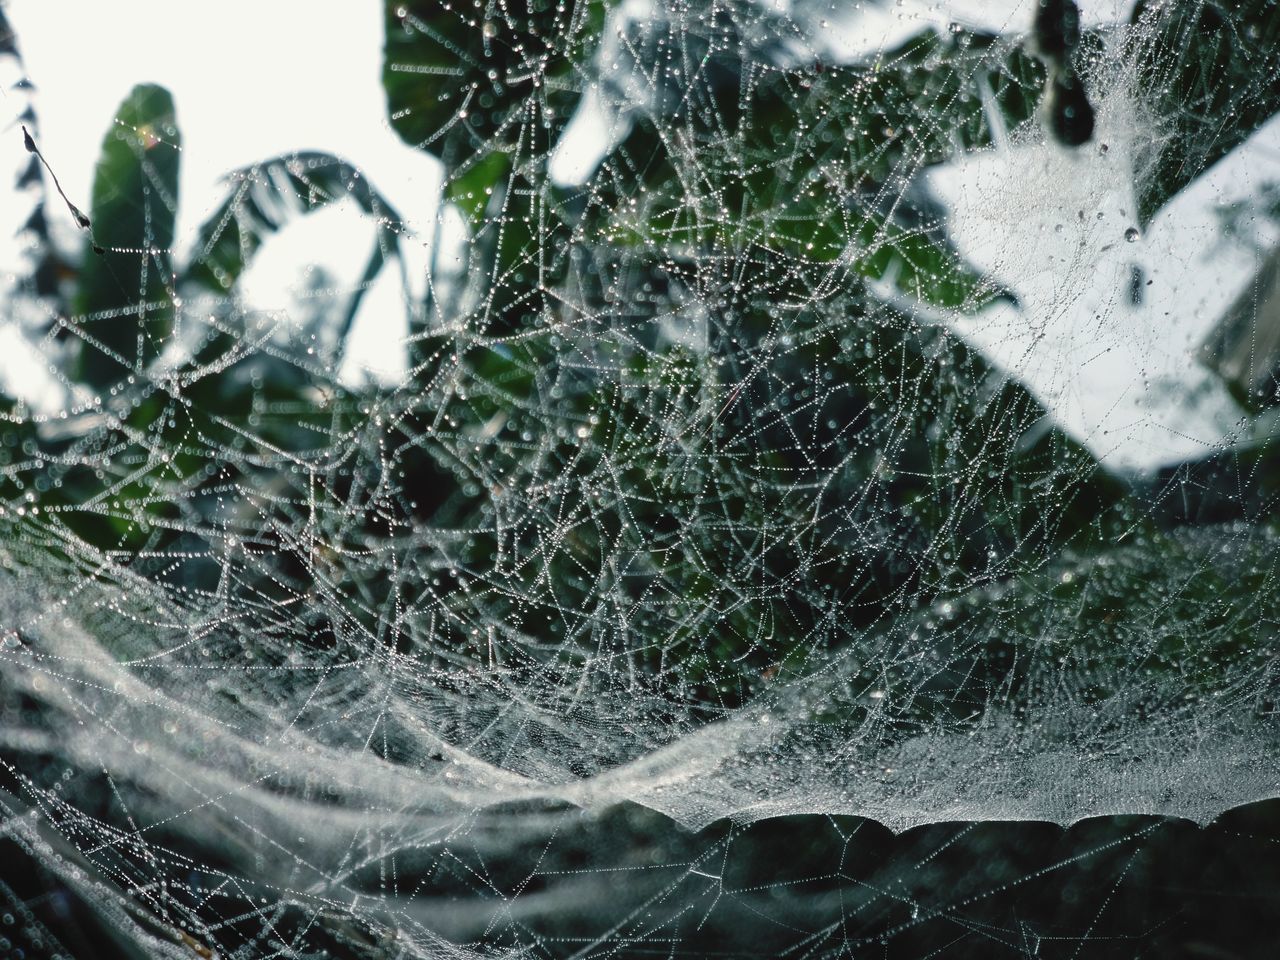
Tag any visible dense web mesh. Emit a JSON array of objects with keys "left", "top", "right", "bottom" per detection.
[{"left": 1, "top": 0, "right": 1279, "bottom": 956}]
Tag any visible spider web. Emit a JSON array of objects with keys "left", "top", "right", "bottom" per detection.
[{"left": 1, "top": 0, "right": 1279, "bottom": 956}]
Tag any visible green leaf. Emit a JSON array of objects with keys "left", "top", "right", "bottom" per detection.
[
  {"left": 446, "top": 150, "right": 510, "bottom": 223},
  {"left": 72, "top": 84, "right": 181, "bottom": 391},
  {"left": 1131, "top": 0, "right": 1280, "bottom": 225},
  {"left": 585, "top": 29, "right": 1027, "bottom": 315},
  {"left": 382, "top": 0, "right": 607, "bottom": 169}
]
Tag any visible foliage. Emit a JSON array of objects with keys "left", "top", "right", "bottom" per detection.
[
  {"left": 0, "top": 0, "right": 1275, "bottom": 703},
  {"left": 1, "top": 2, "right": 1279, "bottom": 956}
]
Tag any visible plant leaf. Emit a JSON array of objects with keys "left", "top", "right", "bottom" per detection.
[
  {"left": 186, "top": 151, "right": 406, "bottom": 297},
  {"left": 71, "top": 83, "right": 181, "bottom": 391},
  {"left": 381, "top": 0, "right": 608, "bottom": 169},
  {"left": 1131, "top": 0, "right": 1280, "bottom": 225}
]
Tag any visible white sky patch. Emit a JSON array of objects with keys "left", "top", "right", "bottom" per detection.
[
  {"left": 0, "top": 322, "right": 62, "bottom": 414},
  {"left": 811, "top": 0, "right": 1138, "bottom": 64}
]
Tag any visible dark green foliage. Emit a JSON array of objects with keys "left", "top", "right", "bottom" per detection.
[
  {"left": 383, "top": 0, "right": 607, "bottom": 238},
  {"left": 2, "top": 6, "right": 1280, "bottom": 957},
  {"left": 383, "top": 0, "right": 606, "bottom": 159},
  {"left": 575, "top": 25, "right": 1041, "bottom": 305},
  {"left": 1, "top": 0, "right": 1275, "bottom": 705},
  {"left": 1130, "top": 0, "right": 1280, "bottom": 224},
  {"left": 367, "top": 3, "right": 1278, "bottom": 706},
  {"left": 71, "top": 84, "right": 181, "bottom": 391}
]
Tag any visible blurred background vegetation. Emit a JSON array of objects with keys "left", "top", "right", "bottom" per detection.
[{"left": 1, "top": 0, "right": 1279, "bottom": 956}]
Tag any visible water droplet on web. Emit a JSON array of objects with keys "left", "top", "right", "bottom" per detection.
[{"left": 1125, "top": 227, "right": 1140, "bottom": 242}]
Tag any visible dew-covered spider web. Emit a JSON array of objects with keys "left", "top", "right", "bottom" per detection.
[{"left": 2, "top": 0, "right": 1280, "bottom": 956}]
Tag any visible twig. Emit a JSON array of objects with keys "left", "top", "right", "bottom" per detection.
[{"left": 21, "top": 123, "right": 103, "bottom": 253}]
